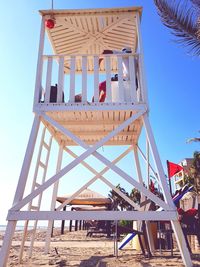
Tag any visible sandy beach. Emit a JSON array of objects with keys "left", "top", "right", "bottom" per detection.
[{"left": 0, "top": 228, "right": 200, "bottom": 266}]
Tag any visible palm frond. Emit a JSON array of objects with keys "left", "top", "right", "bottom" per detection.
[
  {"left": 154, "top": 0, "right": 200, "bottom": 56},
  {"left": 186, "top": 137, "right": 200, "bottom": 143}
]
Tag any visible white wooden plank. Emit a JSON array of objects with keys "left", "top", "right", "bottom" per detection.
[
  {"left": 12, "top": 116, "right": 40, "bottom": 207},
  {"left": 34, "top": 17, "right": 45, "bottom": 105},
  {"left": 133, "top": 146, "right": 143, "bottom": 184},
  {"left": 142, "top": 114, "right": 174, "bottom": 208},
  {"left": 129, "top": 55, "right": 137, "bottom": 102},
  {"left": 105, "top": 56, "right": 111, "bottom": 102},
  {"left": 117, "top": 56, "right": 124, "bottom": 102},
  {"left": 8, "top": 210, "right": 177, "bottom": 221},
  {"left": 135, "top": 13, "right": 148, "bottom": 104},
  {"left": 0, "top": 221, "right": 17, "bottom": 267},
  {"left": 57, "top": 56, "right": 64, "bottom": 103},
  {"left": 93, "top": 56, "right": 99, "bottom": 102},
  {"left": 69, "top": 56, "right": 76, "bottom": 102},
  {"left": 171, "top": 221, "right": 193, "bottom": 267},
  {"left": 35, "top": 102, "right": 144, "bottom": 113},
  {"left": 45, "top": 146, "right": 63, "bottom": 253},
  {"left": 44, "top": 57, "right": 53, "bottom": 103},
  {"left": 81, "top": 56, "right": 87, "bottom": 102},
  {"left": 137, "top": 144, "right": 159, "bottom": 181}
]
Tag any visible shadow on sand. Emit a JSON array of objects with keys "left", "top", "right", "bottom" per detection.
[{"left": 79, "top": 255, "right": 154, "bottom": 267}]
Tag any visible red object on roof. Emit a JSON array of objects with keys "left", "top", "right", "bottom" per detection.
[{"left": 45, "top": 18, "right": 55, "bottom": 29}]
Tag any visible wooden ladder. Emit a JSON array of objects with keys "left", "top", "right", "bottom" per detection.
[{"left": 19, "top": 127, "right": 53, "bottom": 262}]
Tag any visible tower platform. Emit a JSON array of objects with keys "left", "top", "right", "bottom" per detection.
[{"left": 41, "top": 103, "right": 144, "bottom": 146}]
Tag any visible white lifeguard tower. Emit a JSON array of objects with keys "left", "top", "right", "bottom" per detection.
[{"left": 0, "top": 6, "right": 193, "bottom": 267}]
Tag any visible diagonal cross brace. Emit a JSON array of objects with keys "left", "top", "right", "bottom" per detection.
[
  {"left": 58, "top": 146, "right": 140, "bottom": 211},
  {"left": 42, "top": 113, "right": 170, "bottom": 210},
  {"left": 10, "top": 109, "right": 144, "bottom": 212}
]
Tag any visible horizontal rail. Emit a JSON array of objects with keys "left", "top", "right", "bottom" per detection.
[
  {"left": 8, "top": 210, "right": 177, "bottom": 221},
  {"left": 42, "top": 53, "right": 138, "bottom": 60}
]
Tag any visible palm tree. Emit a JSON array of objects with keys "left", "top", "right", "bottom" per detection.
[
  {"left": 108, "top": 184, "right": 129, "bottom": 211},
  {"left": 129, "top": 188, "right": 141, "bottom": 205},
  {"left": 154, "top": 0, "right": 200, "bottom": 56}
]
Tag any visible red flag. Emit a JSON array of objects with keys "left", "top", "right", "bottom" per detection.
[{"left": 167, "top": 160, "right": 183, "bottom": 178}]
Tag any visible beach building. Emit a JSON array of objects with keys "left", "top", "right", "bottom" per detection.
[
  {"left": 0, "top": 6, "right": 193, "bottom": 267},
  {"left": 174, "top": 158, "right": 193, "bottom": 190},
  {"left": 174, "top": 158, "right": 198, "bottom": 211}
]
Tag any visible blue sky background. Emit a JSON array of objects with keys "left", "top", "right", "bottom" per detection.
[{"left": 0, "top": 0, "right": 199, "bottom": 225}]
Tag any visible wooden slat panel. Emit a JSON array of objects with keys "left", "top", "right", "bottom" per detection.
[
  {"left": 92, "top": 16, "right": 98, "bottom": 33},
  {"left": 51, "top": 29, "right": 75, "bottom": 37},
  {"left": 55, "top": 38, "right": 87, "bottom": 50},
  {"left": 53, "top": 33, "right": 84, "bottom": 44}
]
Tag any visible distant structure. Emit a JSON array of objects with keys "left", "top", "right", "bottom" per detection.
[
  {"left": 174, "top": 158, "right": 193, "bottom": 189},
  {"left": 0, "top": 6, "right": 192, "bottom": 267},
  {"left": 174, "top": 158, "right": 198, "bottom": 211}
]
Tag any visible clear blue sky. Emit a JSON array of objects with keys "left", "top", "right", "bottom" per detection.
[{"left": 0, "top": 0, "right": 199, "bottom": 225}]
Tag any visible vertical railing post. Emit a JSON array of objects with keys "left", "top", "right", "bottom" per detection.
[
  {"left": 135, "top": 12, "right": 148, "bottom": 105},
  {"left": 44, "top": 57, "right": 53, "bottom": 103},
  {"left": 82, "top": 56, "right": 87, "bottom": 102},
  {"left": 57, "top": 56, "right": 64, "bottom": 103},
  {"left": 33, "top": 16, "right": 45, "bottom": 107},
  {"left": 117, "top": 55, "right": 124, "bottom": 102},
  {"left": 69, "top": 56, "right": 76, "bottom": 103},
  {"left": 93, "top": 56, "right": 99, "bottom": 102},
  {"left": 105, "top": 56, "right": 111, "bottom": 102},
  {"left": 129, "top": 55, "right": 137, "bottom": 103}
]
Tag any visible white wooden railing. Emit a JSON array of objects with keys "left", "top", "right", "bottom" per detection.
[{"left": 35, "top": 53, "right": 143, "bottom": 106}]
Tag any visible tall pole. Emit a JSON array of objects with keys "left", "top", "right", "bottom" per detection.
[{"left": 167, "top": 160, "right": 173, "bottom": 196}]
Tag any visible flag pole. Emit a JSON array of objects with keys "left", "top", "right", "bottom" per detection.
[
  {"left": 167, "top": 160, "right": 173, "bottom": 196},
  {"left": 166, "top": 160, "right": 174, "bottom": 257}
]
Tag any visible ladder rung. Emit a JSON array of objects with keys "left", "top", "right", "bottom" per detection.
[
  {"left": 43, "top": 141, "right": 50, "bottom": 150},
  {"left": 31, "top": 206, "right": 39, "bottom": 211},
  {"left": 39, "top": 161, "right": 46, "bottom": 169}
]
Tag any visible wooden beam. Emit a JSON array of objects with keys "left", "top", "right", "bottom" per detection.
[
  {"left": 47, "top": 119, "right": 134, "bottom": 126},
  {"left": 58, "top": 131, "right": 135, "bottom": 137},
  {"left": 35, "top": 103, "right": 145, "bottom": 112},
  {"left": 7, "top": 210, "right": 177, "bottom": 221}
]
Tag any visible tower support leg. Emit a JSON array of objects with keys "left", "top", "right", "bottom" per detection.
[
  {"left": 45, "top": 145, "right": 63, "bottom": 253},
  {"left": 142, "top": 113, "right": 192, "bottom": 267},
  {"left": 0, "top": 115, "right": 40, "bottom": 267},
  {"left": 171, "top": 221, "right": 193, "bottom": 267}
]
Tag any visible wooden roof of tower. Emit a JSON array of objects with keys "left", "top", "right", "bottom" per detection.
[{"left": 40, "top": 6, "right": 142, "bottom": 73}]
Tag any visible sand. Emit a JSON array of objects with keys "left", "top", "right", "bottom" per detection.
[{"left": 0, "top": 228, "right": 200, "bottom": 266}]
